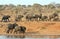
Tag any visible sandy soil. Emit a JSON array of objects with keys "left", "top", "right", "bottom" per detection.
[{"left": 0, "top": 21, "right": 60, "bottom": 35}]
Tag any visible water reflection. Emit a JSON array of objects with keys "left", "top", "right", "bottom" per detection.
[
  {"left": 0, "top": 35, "right": 60, "bottom": 39},
  {"left": 6, "top": 35, "right": 25, "bottom": 38}
]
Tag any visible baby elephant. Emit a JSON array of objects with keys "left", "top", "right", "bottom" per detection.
[{"left": 14, "top": 26, "right": 26, "bottom": 34}]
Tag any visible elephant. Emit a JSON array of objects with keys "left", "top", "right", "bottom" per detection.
[
  {"left": 41, "top": 15, "right": 48, "bottom": 21},
  {"left": 38, "top": 14, "right": 42, "bottom": 21},
  {"left": 49, "top": 13, "right": 59, "bottom": 21},
  {"left": 15, "top": 15, "right": 24, "bottom": 21},
  {"left": 14, "top": 26, "right": 26, "bottom": 34},
  {"left": 53, "top": 13, "right": 58, "bottom": 17},
  {"left": 31, "top": 14, "right": 42, "bottom": 21},
  {"left": 53, "top": 17, "right": 60, "bottom": 21},
  {"left": 1, "top": 15, "right": 10, "bottom": 22},
  {"left": 26, "top": 14, "right": 42, "bottom": 21},
  {"left": 26, "top": 14, "right": 33, "bottom": 21},
  {"left": 6, "top": 23, "right": 18, "bottom": 33}
]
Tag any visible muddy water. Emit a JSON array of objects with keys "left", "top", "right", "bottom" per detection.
[
  {"left": 0, "top": 32, "right": 60, "bottom": 39},
  {"left": 0, "top": 35, "right": 60, "bottom": 39}
]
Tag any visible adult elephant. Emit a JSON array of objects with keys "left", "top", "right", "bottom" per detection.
[
  {"left": 14, "top": 26, "right": 26, "bottom": 34},
  {"left": 35, "top": 14, "right": 42, "bottom": 21},
  {"left": 15, "top": 15, "right": 24, "bottom": 21},
  {"left": 26, "top": 14, "right": 33, "bottom": 21},
  {"left": 6, "top": 23, "right": 18, "bottom": 33},
  {"left": 49, "top": 13, "right": 59, "bottom": 21},
  {"left": 53, "top": 17, "right": 60, "bottom": 21},
  {"left": 31, "top": 14, "right": 42, "bottom": 21},
  {"left": 41, "top": 15, "right": 48, "bottom": 21},
  {"left": 26, "top": 14, "right": 42, "bottom": 21},
  {"left": 1, "top": 15, "right": 10, "bottom": 22}
]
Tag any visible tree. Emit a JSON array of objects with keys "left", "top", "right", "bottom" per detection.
[
  {"left": 0, "top": 5, "right": 4, "bottom": 10},
  {"left": 8, "top": 4, "right": 15, "bottom": 7},
  {"left": 27, "top": 5, "right": 32, "bottom": 7},
  {"left": 21, "top": 5, "right": 26, "bottom": 8},
  {"left": 32, "top": 3, "right": 42, "bottom": 13},
  {"left": 47, "top": 2, "right": 56, "bottom": 9}
]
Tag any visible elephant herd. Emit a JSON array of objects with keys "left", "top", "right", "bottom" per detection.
[
  {"left": 1, "top": 13, "right": 60, "bottom": 22},
  {"left": 26, "top": 13, "right": 59, "bottom": 21},
  {"left": 6, "top": 23, "right": 26, "bottom": 34},
  {"left": 1, "top": 13, "right": 59, "bottom": 34}
]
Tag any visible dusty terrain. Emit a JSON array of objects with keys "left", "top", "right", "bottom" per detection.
[{"left": 0, "top": 21, "right": 60, "bottom": 35}]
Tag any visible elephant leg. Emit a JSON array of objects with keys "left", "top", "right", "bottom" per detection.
[
  {"left": 14, "top": 30, "right": 16, "bottom": 33},
  {"left": 6, "top": 29, "right": 10, "bottom": 33},
  {"left": 22, "top": 31, "right": 25, "bottom": 35},
  {"left": 14, "top": 30, "right": 17, "bottom": 34},
  {"left": 8, "top": 19, "right": 10, "bottom": 22},
  {"left": 27, "top": 18, "right": 31, "bottom": 21},
  {"left": 15, "top": 31, "right": 17, "bottom": 34},
  {"left": 27, "top": 19, "right": 30, "bottom": 21},
  {"left": 20, "top": 30, "right": 25, "bottom": 34},
  {"left": 1, "top": 19, "right": 4, "bottom": 22},
  {"left": 5, "top": 19, "right": 7, "bottom": 22},
  {"left": 10, "top": 30, "right": 13, "bottom": 33},
  {"left": 39, "top": 18, "right": 41, "bottom": 21},
  {"left": 3, "top": 19, "right": 7, "bottom": 22}
]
